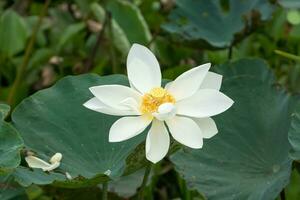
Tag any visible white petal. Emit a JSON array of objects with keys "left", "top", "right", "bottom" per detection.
[
  {"left": 49, "top": 153, "right": 63, "bottom": 164},
  {"left": 127, "top": 44, "right": 161, "bottom": 93},
  {"left": 200, "top": 72, "right": 222, "bottom": 90},
  {"left": 166, "top": 63, "right": 211, "bottom": 101},
  {"left": 44, "top": 162, "right": 61, "bottom": 171},
  {"left": 109, "top": 116, "right": 152, "bottom": 142},
  {"left": 193, "top": 117, "right": 218, "bottom": 139},
  {"left": 66, "top": 172, "right": 72, "bottom": 180},
  {"left": 176, "top": 89, "right": 234, "bottom": 118},
  {"left": 25, "top": 156, "right": 51, "bottom": 169},
  {"left": 146, "top": 120, "right": 170, "bottom": 163},
  {"left": 166, "top": 116, "right": 203, "bottom": 149},
  {"left": 89, "top": 85, "right": 141, "bottom": 112},
  {"left": 119, "top": 98, "right": 140, "bottom": 113},
  {"left": 83, "top": 97, "right": 138, "bottom": 116}
]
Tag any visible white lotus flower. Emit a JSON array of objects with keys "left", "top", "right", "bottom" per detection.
[
  {"left": 25, "top": 152, "right": 62, "bottom": 171},
  {"left": 84, "top": 44, "right": 233, "bottom": 163}
]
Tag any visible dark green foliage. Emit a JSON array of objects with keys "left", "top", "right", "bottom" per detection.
[{"left": 0, "top": 0, "right": 300, "bottom": 199}]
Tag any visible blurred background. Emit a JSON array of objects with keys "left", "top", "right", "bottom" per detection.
[{"left": 1, "top": 0, "right": 300, "bottom": 199}]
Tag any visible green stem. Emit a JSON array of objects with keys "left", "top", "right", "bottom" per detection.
[
  {"left": 228, "top": 45, "right": 233, "bottom": 60},
  {"left": 275, "top": 50, "right": 300, "bottom": 61},
  {"left": 138, "top": 163, "right": 152, "bottom": 200},
  {"left": 7, "top": 0, "right": 51, "bottom": 106},
  {"left": 102, "top": 181, "right": 108, "bottom": 200},
  {"left": 83, "top": 12, "right": 110, "bottom": 72},
  {"left": 107, "top": 12, "right": 117, "bottom": 73}
]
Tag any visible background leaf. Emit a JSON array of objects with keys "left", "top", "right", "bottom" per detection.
[
  {"left": 163, "top": 0, "right": 274, "bottom": 47},
  {"left": 0, "top": 10, "right": 28, "bottom": 57},
  {"left": 107, "top": 0, "right": 152, "bottom": 45},
  {"left": 56, "top": 22, "right": 85, "bottom": 52},
  {"left": 279, "top": 0, "right": 300, "bottom": 8},
  {"left": 90, "top": 2, "right": 131, "bottom": 58}
]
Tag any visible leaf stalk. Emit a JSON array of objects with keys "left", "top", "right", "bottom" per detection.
[{"left": 138, "top": 162, "right": 152, "bottom": 200}]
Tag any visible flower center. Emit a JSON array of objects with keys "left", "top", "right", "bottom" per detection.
[{"left": 140, "top": 87, "right": 175, "bottom": 114}]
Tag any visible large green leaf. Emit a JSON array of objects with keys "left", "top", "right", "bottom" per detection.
[
  {"left": 171, "top": 62, "right": 294, "bottom": 200},
  {"left": 0, "top": 10, "right": 28, "bottom": 57},
  {"left": 0, "top": 104, "right": 23, "bottom": 174},
  {"left": 289, "top": 103, "right": 300, "bottom": 161},
  {"left": 214, "top": 58, "right": 274, "bottom": 84},
  {"left": 163, "top": 0, "right": 274, "bottom": 47},
  {"left": 11, "top": 74, "right": 146, "bottom": 187},
  {"left": 12, "top": 167, "right": 66, "bottom": 187}
]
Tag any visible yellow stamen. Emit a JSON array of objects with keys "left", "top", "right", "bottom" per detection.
[{"left": 140, "top": 87, "right": 175, "bottom": 114}]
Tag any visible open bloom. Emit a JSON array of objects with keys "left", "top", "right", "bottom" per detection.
[
  {"left": 84, "top": 44, "right": 233, "bottom": 163},
  {"left": 25, "top": 152, "right": 62, "bottom": 172}
]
